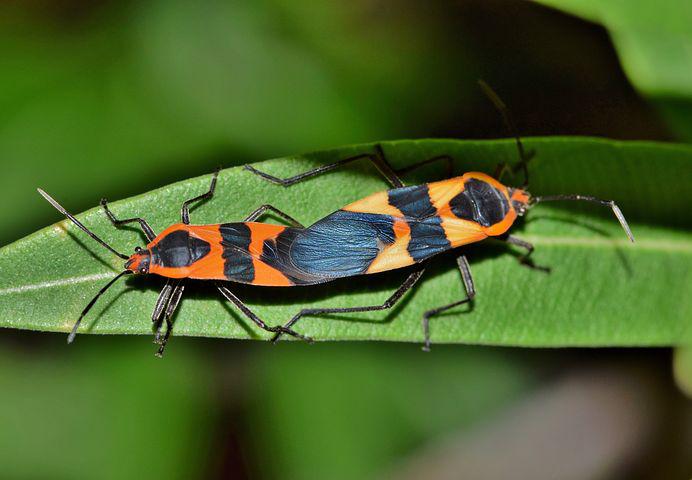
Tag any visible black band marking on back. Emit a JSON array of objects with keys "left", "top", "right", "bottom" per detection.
[
  {"left": 388, "top": 184, "right": 451, "bottom": 262},
  {"left": 220, "top": 223, "right": 255, "bottom": 283}
]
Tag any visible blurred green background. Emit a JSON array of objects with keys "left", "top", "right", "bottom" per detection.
[{"left": 0, "top": 1, "right": 690, "bottom": 478}]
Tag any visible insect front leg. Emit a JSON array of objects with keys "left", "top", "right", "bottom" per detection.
[
  {"left": 498, "top": 234, "right": 550, "bottom": 273},
  {"left": 422, "top": 254, "right": 476, "bottom": 352},
  {"left": 478, "top": 80, "right": 534, "bottom": 186},
  {"left": 492, "top": 150, "right": 535, "bottom": 184},
  {"left": 271, "top": 268, "right": 426, "bottom": 343},
  {"left": 181, "top": 167, "right": 221, "bottom": 224},
  {"left": 101, "top": 199, "right": 156, "bottom": 242}
]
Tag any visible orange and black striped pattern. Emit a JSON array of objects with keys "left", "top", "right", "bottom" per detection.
[{"left": 125, "top": 172, "right": 530, "bottom": 287}]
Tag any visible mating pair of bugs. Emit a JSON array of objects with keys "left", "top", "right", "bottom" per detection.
[{"left": 39, "top": 90, "right": 634, "bottom": 357}]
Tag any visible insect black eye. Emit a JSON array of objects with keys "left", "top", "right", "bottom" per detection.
[
  {"left": 135, "top": 246, "right": 142, "bottom": 252},
  {"left": 139, "top": 267, "right": 147, "bottom": 274}
]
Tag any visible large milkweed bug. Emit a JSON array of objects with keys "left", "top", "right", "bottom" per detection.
[
  {"left": 39, "top": 83, "right": 634, "bottom": 355},
  {"left": 241, "top": 81, "right": 634, "bottom": 350},
  {"left": 38, "top": 180, "right": 315, "bottom": 357}
]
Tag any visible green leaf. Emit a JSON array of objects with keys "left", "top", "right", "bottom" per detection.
[
  {"left": 0, "top": 138, "right": 690, "bottom": 347},
  {"left": 536, "top": 1, "right": 692, "bottom": 97},
  {"left": 535, "top": 1, "right": 692, "bottom": 140}
]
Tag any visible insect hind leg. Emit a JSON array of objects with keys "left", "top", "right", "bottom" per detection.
[
  {"left": 216, "top": 284, "right": 314, "bottom": 342},
  {"left": 271, "top": 268, "right": 425, "bottom": 343},
  {"left": 181, "top": 167, "right": 221, "bottom": 224},
  {"left": 245, "top": 144, "right": 405, "bottom": 188},
  {"left": 422, "top": 254, "right": 475, "bottom": 351},
  {"left": 247, "top": 144, "right": 464, "bottom": 190},
  {"left": 395, "top": 154, "right": 456, "bottom": 179}
]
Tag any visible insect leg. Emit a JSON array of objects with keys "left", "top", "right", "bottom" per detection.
[
  {"left": 395, "top": 155, "right": 455, "bottom": 179},
  {"left": 245, "top": 144, "right": 404, "bottom": 188},
  {"left": 215, "top": 284, "right": 314, "bottom": 342},
  {"left": 151, "top": 280, "right": 174, "bottom": 340},
  {"left": 499, "top": 234, "right": 551, "bottom": 273},
  {"left": 492, "top": 151, "right": 536, "bottom": 184},
  {"left": 181, "top": 168, "right": 221, "bottom": 224},
  {"left": 421, "top": 255, "right": 475, "bottom": 352},
  {"left": 271, "top": 268, "right": 426, "bottom": 343},
  {"left": 155, "top": 282, "right": 185, "bottom": 358},
  {"left": 478, "top": 80, "right": 534, "bottom": 186},
  {"left": 492, "top": 162, "right": 512, "bottom": 182},
  {"left": 243, "top": 205, "right": 305, "bottom": 227},
  {"left": 101, "top": 199, "right": 156, "bottom": 242}
]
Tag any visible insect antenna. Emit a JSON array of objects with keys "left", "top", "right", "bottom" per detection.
[
  {"left": 478, "top": 79, "right": 533, "bottom": 187},
  {"left": 37, "top": 188, "right": 129, "bottom": 260},
  {"left": 67, "top": 270, "right": 132, "bottom": 344},
  {"left": 530, "top": 194, "right": 635, "bottom": 243}
]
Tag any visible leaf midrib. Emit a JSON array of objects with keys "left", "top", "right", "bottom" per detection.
[{"left": 1, "top": 232, "right": 689, "bottom": 297}]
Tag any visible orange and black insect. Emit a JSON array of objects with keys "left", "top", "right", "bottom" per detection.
[
  {"left": 38, "top": 86, "right": 634, "bottom": 355},
  {"left": 38, "top": 177, "right": 315, "bottom": 356},
  {"left": 242, "top": 142, "right": 634, "bottom": 350}
]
